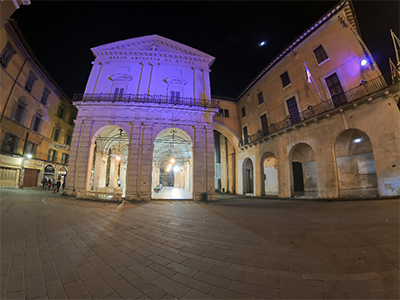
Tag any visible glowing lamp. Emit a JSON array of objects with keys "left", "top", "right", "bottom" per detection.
[
  {"left": 116, "top": 156, "right": 121, "bottom": 161},
  {"left": 26, "top": 154, "right": 32, "bottom": 159},
  {"left": 361, "top": 59, "right": 368, "bottom": 67},
  {"left": 260, "top": 41, "right": 265, "bottom": 46},
  {"left": 354, "top": 138, "right": 362, "bottom": 143},
  {"left": 170, "top": 158, "right": 175, "bottom": 164},
  {"left": 173, "top": 165, "right": 180, "bottom": 172}
]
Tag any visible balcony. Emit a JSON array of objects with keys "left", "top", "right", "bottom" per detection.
[
  {"left": 72, "top": 93, "right": 220, "bottom": 109},
  {"left": 240, "top": 72, "right": 395, "bottom": 147}
]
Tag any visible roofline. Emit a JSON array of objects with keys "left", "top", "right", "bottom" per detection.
[
  {"left": 5, "top": 19, "right": 73, "bottom": 104},
  {"left": 236, "top": 0, "right": 355, "bottom": 101}
]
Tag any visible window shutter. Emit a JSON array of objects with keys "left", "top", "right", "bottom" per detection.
[
  {"left": 13, "top": 136, "right": 19, "bottom": 153},
  {"left": 119, "top": 88, "right": 124, "bottom": 97},
  {"left": 51, "top": 127, "right": 56, "bottom": 140},
  {"left": 11, "top": 103, "right": 18, "bottom": 120},
  {"left": 53, "top": 151, "right": 58, "bottom": 162},
  {"left": 37, "top": 119, "right": 43, "bottom": 134},
  {"left": 2, "top": 133, "right": 10, "bottom": 151},
  {"left": 48, "top": 149, "right": 52, "bottom": 161},
  {"left": 20, "top": 108, "right": 27, "bottom": 125},
  {"left": 32, "top": 144, "right": 37, "bottom": 157},
  {"left": 30, "top": 116, "right": 35, "bottom": 130},
  {"left": 62, "top": 110, "right": 66, "bottom": 120}
]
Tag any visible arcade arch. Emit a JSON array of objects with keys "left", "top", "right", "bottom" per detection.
[
  {"left": 151, "top": 127, "right": 193, "bottom": 200},
  {"left": 261, "top": 152, "right": 278, "bottom": 196},
  {"left": 290, "top": 143, "right": 318, "bottom": 197},
  {"left": 213, "top": 130, "right": 236, "bottom": 194},
  {"left": 243, "top": 158, "right": 254, "bottom": 194},
  {"left": 334, "top": 129, "right": 378, "bottom": 197},
  {"left": 89, "top": 125, "right": 129, "bottom": 197}
]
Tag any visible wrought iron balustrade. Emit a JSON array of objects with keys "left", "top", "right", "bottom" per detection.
[
  {"left": 72, "top": 93, "right": 220, "bottom": 109},
  {"left": 239, "top": 72, "right": 394, "bottom": 147}
]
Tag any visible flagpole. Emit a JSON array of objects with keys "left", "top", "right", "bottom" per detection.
[
  {"left": 390, "top": 29, "right": 400, "bottom": 68},
  {"left": 303, "top": 62, "right": 323, "bottom": 103}
]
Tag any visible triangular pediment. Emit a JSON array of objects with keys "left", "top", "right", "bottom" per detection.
[{"left": 91, "top": 34, "right": 214, "bottom": 61}]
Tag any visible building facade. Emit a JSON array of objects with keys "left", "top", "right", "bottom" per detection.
[
  {"left": 0, "top": 20, "right": 77, "bottom": 188},
  {"left": 65, "top": 35, "right": 219, "bottom": 201},
  {"left": 66, "top": 0, "right": 399, "bottom": 201},
  {"left": 1, "top": 0, "right": 30, "bottom": 29},
  {"left": 215, "top": 0, "right": 400, "bottom": 199}
]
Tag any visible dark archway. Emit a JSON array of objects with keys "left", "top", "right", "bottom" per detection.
[
  {"left": 243, "top": 158, "right": 254, "bottom": 194},
  {"left": 290, "top": 143, "right": 318, "bottom": 197}
]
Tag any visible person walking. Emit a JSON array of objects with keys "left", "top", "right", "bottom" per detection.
[
  {"left": 54, "top": 177, "right": 61, "bottom": 193},
  {"left": 41, "top": 177, "right": 47, "bottom": 190},
  {"left": 47, "top": 178, "right": 52, "bottom": 190}
]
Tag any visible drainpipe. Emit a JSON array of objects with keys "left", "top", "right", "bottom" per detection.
[{"left": 0, "top": 59, "right": 27, "bottom": 126}]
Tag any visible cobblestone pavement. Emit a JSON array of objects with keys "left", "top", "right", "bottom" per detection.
[{"left": 0, "top": 189, "right": 398, "bottom": 300}]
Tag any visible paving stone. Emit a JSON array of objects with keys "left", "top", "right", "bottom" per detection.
[
  {"left": 226, "top": 256, "right": 257, "bottom": 267},
  {"left": 148, "top": 263, "right": 177, "bottom": 278},
  {"left": 6, "top": 291, "right": 25, "bottom": 299},
  {"left": 182, "top": 258, "right": 213, "bottom": 272},
  {"left": 56, "top": 263, "right": 79, "bottom": 284},
  {"left": 181, "top": 289, "right": 217, "bottom": 299},
  {"left": 343, "top": 272, "right": 384, "bottom": 281},
  {"left": 209, "top": 286, "right": 249, "bottom": 299},
  {"left": 274, "top": 289, "right": 324, "bottom": 299},
  {"left": 83, "top": 276, "right": 115, "bottom": 299},
  {"left": 110, "top": 278, "right": 143, "bottom": 299},
  {"left": 95, "top": 265, "right": 123, "bottom": 283},
  {"left": 323, "top": 291, "right": 375, "bottom": 299},
  {"left": 243, "top": 272, "right": 281, "bottom": 288},
  {"left": 25, "top": 274, "right": 46, "bottom": 299},
  {"left": 166, "top": 262, "right": 198, "bottom": 277},
  {"left": 114, "top": 265, "right": 139, "bottom": 282},
  {"left": 45, "top": 279, "right": 68, "bottom": 299},
  {"left": 171, "top": 273, "right": 213, "bottom": 293},
  {"left": 228, "top": 280, "right": 274, "bottom": 298},
  {"left": 230, "top": 263, "right": 264, "bottom": 275},
  {"left": 370, "top": 290, "right": 400, "bottom": 299},
  {"left": 10, "top": 255, "right": 24, "bottom": 270},
  {"left": 129, "top": 262, "right": 162, "bottom": 281},
  {"left": 74, "top": 263, "right": 99, "bottom": 281},
  {"left": 324, "top": 280, "right": 370, "bottom": 294},
  {"left": 7, "top": 269, "right": 24, "bottom": 292},
  {"left": 41, "top": 262, "right": 59, "bottom": 281},
  {"left": 209, "top": 265, "right": 246, "bottom": 282},
  {"left": 86, "top": 255, "right": 107, "bottom": 268},
  {"left": 193, "top": 271, "right": 231, "bottom": 289},
  {"left": 51, "top": 252, "right": 70, "bottom": 266},
  {"left": 256, "top": 260, "right": 290, "bottom": 271},
  {"left": 150, "top": 275, "right": 191, "bottom": 298},
  {"left": 64, "top": 280, "right": 92, "bottom": 299},
  {"left": 67, "top": 252, "right": 88, "bottom": 266},
  {"left": 130, "top": 277, "right": 167, "bottom": 299}
]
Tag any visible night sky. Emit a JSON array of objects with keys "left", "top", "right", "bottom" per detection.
[{"left": 10, "top": 1, "right": 399, "bottom": 99}]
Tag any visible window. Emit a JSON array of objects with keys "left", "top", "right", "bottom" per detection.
[
  {"left": 2, "top": 133, "right": 19, "bottom": 153},
  {"left": 114, "top": 87, "right": 124, "bottom": 98},
  {"left": 224, "top": 109, "right": 229, "bottom": 118},
  {"left": 51, "top": 127, "right": 61, "bottom": 142},
  {"left": 11, "top": 100, "right": 27, "bottom": 124},
  {"left": 25, "top": 71, "right": 38, "bottom": 92},
  {"left": 286, "top": 96, "right": 301, "bottom": 124},
  {"left": 170, "top": 91, "right": 180, "bottom": 100},
  {"left": 48, "top": 149, "right": 58, "bottom": 162},
  {"left": 24, "top": 141, "right": 38, "bottom": 157},
  {"left": 280, "top": 71, "right": 291, "bottom": 88},
  {"left": 243, "top": 126, "right": 249, "bottom": 145},
  {"left": 41, "top": 88, "right": 50, "bottom": 105},
  {"left": 257, "top": 92, "right": 264, "bottom": 105},
  {"left": 30, "top": 114, "right": 43, "bottom": 133},
  {"left": 57, "top": 106, "right": 66, "bottom": 120},
  {"left": 64, "top": 133, "right": 72, "bottom": 145},
  {"left": 325, "top": 73, "right": 346, "bottom": 108},
  {"left": 313, "top": 45, "right": 329, "bottom": 64},
  {"left": 0, "top": 42, "right": 16, "bottom": 68},
  {"left": 260, "top": 114, "right": 269, "bottom": 136},
  {"left": 241, "top": 107, "right": 246, "bottom": 118},
  {"left": 61, "top": 153, "right": 69, "bottom": 165},
  {"left": 218, "top": 108, "right": 223, "bottom": 116},
  {"left": 68, "top": 114, "right": 75, "bottom": 126}
]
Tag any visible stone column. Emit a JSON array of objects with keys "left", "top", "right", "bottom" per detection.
[
  {"left": 220, "top": 135, "right": 227, "bottom": 192},
  {"left": 120, "top": 160, "right": 127, "bottom": 188},
  {"left": 227, "top": 142, "right": 235, "bottom": 193},
  {"left": 94, "top": 152, "right": 106, "bottom": 188},
  {"left": 315, "top": 144, "right": 339, "bottom": 199},
  {"left": 137, "top": 124, "right": 153, "bottom": 200},
  {"left": 125, "top": 124, "right": 140, "bottom": 200},
  {"left": 109, "top": 157, "right": 119, "bottom": 188}
]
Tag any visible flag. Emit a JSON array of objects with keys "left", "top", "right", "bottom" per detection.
[
  {"left": 390, "top": 57, "right": 399, "bottom": 79},
  {"left": 303, "top": 62, "right": 323, "bottom": 102},
  {"left": 390, "top": 29, "right": 400, "bottom": 67},
  {"left": 304, "top": 62, "right": 312, "bottom": 83}
]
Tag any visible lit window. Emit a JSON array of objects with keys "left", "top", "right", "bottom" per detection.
[
  {"left": 280, "top": 71, "right": 291, "bottom": 88},
  {"left": 48, "top": 149, "right": 58, "bottom": 162},
  {"left": 0, "top": 43, "right": 16, "bottom": 68},
  {"left": 313, "top": 45, "right": 329, "bottom": 64},
  {"left": 24, "top": 141, "right": 38, "bottom": 158},
  {"left": 2, "top": 133, "right": 19, "bottom": 153},
  {"left": 61, "top": 153, "right": 69, "bottom": 165}
]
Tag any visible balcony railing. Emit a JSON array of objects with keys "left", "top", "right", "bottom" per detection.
[
  {"left": 239, "top": 72, "right": 395, "bottom": 147},
  {"left": 72, "top": 93, "right": 220, "bottom": 109}
]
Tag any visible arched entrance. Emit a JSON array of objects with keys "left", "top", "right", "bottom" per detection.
[
  {"left": 335, "top": 129, "right": 378, "bottom": 197},
  {"left": 213, "top": 130, "right": 236, "bottom": 194},
  {"left": 243, "top": 158, "right": 254, "bottom": 194},
  {"left": 261, "top": 153, "right": 278, "bottom": 196},
  {"left": 90, "top": 126, "right": 129, "bottom": 198},
  {"left": 290, "top": 143, "right": 318, "bottom": 197},
  {"left": 152, "top": 128, "right": 193, "bottom": 200},
  {"left": 58, "top": 166, "right": 68, "bottom": 191}
]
